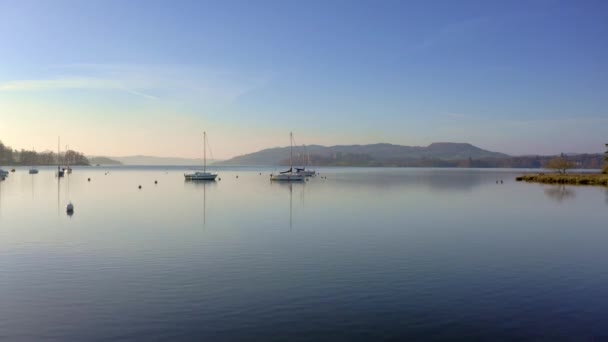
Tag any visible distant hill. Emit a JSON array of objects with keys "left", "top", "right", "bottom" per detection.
[
  {"left": 89, "top": 156, "right": 122, "bottom": 165},
  {"left": 217, "top": 143, "right": 510, "bottom": 166},
  {"left": 101, "top": 155, "right": 221, "bottom": 166}
]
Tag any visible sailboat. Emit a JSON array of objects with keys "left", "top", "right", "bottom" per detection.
[
  {"left": 57, "top": 137, "right": 64, "bottom": 178},
  {"left": 28, "top": 146, "right": 39, "bottom": 174},
  {"left": 65, "top": 145, "right": 72, "bottom": 174},
  {"left": 296, "top": 144, "right": 316, "bottom": 177},
  {"left": 185, "top": 132, "right": 218, "bottom": 181},
  {"left": 271, "top": 132, "right": 305, "bottom": 181}
]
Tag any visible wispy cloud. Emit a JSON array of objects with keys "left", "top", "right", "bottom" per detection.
[
  {"left": 0, "top": 77, "right": 158, "bottom": 100},
  {"left": 0, "top": 64, "right": 269, "bottom": 103}
]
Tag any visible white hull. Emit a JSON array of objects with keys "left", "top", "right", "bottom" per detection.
[
  {"left": 185, "top": 172, "right": 217, "bottom": 181},
  {"left": 271, "top": 173, "right": 305, "bottom": 181}
]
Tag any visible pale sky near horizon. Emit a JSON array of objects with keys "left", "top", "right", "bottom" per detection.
[{"left": 1, "top": 0, "right": 607, "bottom": 159}]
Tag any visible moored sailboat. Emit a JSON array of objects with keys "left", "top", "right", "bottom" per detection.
[
  {"left": 271, "top": 132, "right": 304, "bottom": 181},
  {"left": 57, "top": 137, "right": 64, "bottom": 178},
  {"left": 185, "top": 132, "right": 218, "bottom": 181}
]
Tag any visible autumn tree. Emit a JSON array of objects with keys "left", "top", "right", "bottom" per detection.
[{"left": 546, "top": 155, "right": 576, "bottom": 174}]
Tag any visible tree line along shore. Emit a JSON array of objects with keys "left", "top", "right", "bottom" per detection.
[
  {"left": 0, "top": 141, "right": 89, "bottom": 166},
  {"left": 516, "top": 144, "right": 608, "bottom": 186}
]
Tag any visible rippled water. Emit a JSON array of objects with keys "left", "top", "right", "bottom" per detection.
[{"left": 1, "top": 166, "right": 607, "bottom": 340}]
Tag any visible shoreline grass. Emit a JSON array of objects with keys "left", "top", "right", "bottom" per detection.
[{"left": 516, "top": 173, "right": 608, "bottom": 186}]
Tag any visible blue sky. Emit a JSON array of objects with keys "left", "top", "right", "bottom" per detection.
[{"left": 0, "top": 0, "right": 607, "bottom": 158}]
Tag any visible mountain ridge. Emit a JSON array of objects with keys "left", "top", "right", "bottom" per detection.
[
  {"left": 90, "top": 155, "right": 222, "bottom": 166},
  {"left": 216, "top": 142, "right": 509, "bottom": 166}
]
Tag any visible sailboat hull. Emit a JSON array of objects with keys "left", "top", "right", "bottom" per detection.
[
  {"left": 185, "top": 172, "right": 217, "bottom": 181},
  {"left": 270, "top": 173, "right": 305, "bottom": 181}
]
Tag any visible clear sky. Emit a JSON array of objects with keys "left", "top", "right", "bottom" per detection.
[{"left": 1, "top": 0, "right": 607, "bottom": 158}]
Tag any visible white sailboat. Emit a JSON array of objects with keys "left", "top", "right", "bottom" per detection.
[
  {"left": 296, "top": 144, "right": 316, "bottom": 177},
  {"left": 65, "top": 145, "right": 72, "bottom": 174},
  {"left": 271, "top": 132, "right": 304, "bottom": 181},
  {"left": 185, "top": 132, "right": 218, "bottom": 181},
  {"left": 57, "top": 137, "right": 64, "bottom": 178},
  {"left": 29, "top": 146, "right": 39, "bottom": 174}
]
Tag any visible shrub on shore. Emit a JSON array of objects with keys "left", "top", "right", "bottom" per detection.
[{"left": 516, "top": 173, "right": 608, "bottom": 186}]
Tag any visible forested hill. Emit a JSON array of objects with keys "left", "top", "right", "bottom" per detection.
[
  {"left": 0, "top": 140, "right": 89, "bottom": 166},
  {"left": 217, "top": 142, "right": 509, "bottom": 166}
]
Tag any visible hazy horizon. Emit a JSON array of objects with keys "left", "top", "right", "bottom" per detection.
[{"left": 1, "top": 0, "right": 607, "bottom": 159}]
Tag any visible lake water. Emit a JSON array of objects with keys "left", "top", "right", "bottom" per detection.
[{"left": 1, "top": 166, "right": 607, "bottom": 341}]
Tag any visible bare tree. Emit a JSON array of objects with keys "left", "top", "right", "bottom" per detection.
[{"left": 546, "top": 155, "right": 576, "bottom": 174}]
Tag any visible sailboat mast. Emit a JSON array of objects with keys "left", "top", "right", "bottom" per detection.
[
  {"left": 203, "top": 132, "right": 206, "bottom": 172},
  {"left": 290, "top": 132, "right": 293, "bottom": 170},
  {"left": 307, "top": 146, "right": 311, "bottom": 166},
  {"left": 57, "top": 137, "right": 60, "bottom": 168}
]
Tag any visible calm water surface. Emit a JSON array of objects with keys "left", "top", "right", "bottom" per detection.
[{"left": 1, "top": 166, "right": 607, "bottom": 341}]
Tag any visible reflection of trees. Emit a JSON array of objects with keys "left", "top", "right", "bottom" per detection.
[{"left": 544, "top": 185, "right": 576, "bottom": 203}]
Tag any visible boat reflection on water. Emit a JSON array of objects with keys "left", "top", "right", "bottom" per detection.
[
  {"left": 272, "top": 181, "right": 305, "bottom": 229},
  {"left": 186, "top": 179, "right": 218, "bottom": 226}
]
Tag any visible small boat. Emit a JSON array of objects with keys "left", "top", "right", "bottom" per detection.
[
  {"left": 185, "top": 171, "right": 218, "bottom": 181},
  {"left": 10, "top": 168, "right": 15, "bottom": 173},
  {"left": 56, "top": 137, "right": 64, "bottom": 177},
  {"left": 271, "top": 168, "right": 305, "bottom": 181},
  {"left": 29, "top": 168, "right": 39, "bottom": 174},
  {"left": 0, "top": 169, "right": 8, "bottom": 177},
  {"left": 271, "top": 133, "right": 304, "bottom": 181},
  {"left": 65, "top": 145, "right": 73, "bottom": 174},
  {"left": 185, "top": 131, "right": 218, "bottom": 181}
]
